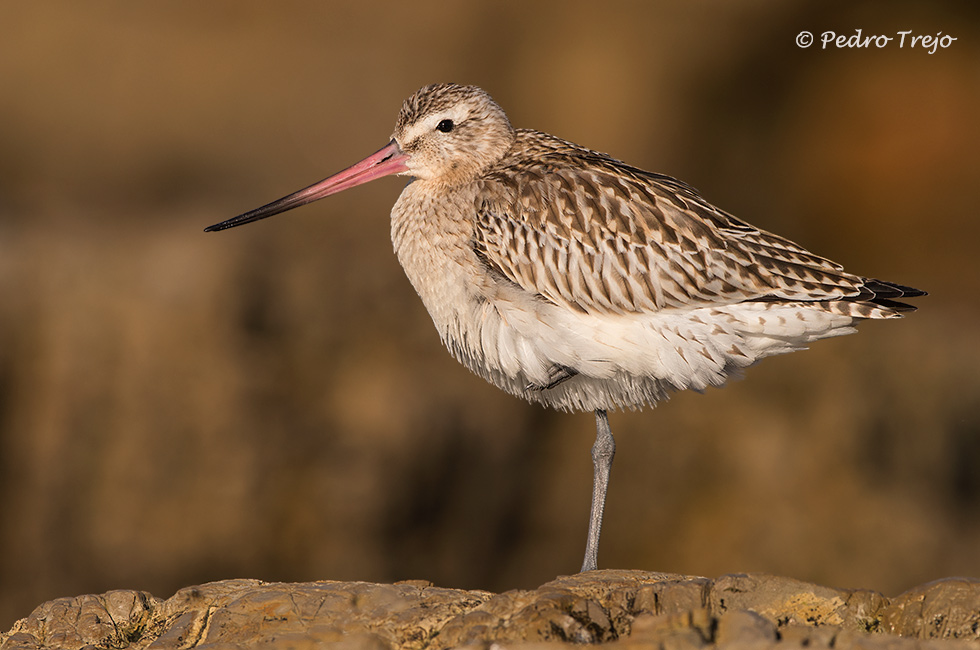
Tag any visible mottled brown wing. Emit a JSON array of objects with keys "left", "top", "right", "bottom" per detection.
[{"left": 473, "top": 155, "right": 869, "bottom": 316}]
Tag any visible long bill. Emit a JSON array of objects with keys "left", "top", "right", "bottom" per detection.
[{"left": 205, "top": 139, "right": 409, "bottom": 232}]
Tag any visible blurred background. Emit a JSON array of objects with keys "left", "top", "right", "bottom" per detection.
[{"left": 1, "top": 0, "right": 978, "bottom": 629}]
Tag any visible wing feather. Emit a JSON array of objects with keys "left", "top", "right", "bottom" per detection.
[{"left": 472, "top": 130, "right": 917, "bottom": 316}]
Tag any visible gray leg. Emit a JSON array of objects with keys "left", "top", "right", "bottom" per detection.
[{"left": 581, "top": 409, "right": 615, "bottom": 572}]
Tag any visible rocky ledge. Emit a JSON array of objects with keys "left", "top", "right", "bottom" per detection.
[{"left": 3, "top": 571, "right": 980, "bottom": 649}]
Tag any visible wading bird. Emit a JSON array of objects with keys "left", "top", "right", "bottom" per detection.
[{"left": 206, "top": 83, "right": 923, "bottom": 572}]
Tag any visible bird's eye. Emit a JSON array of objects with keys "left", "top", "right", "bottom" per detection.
[{"left": 436, "top": 119, "right": 455, "bottom": 133}]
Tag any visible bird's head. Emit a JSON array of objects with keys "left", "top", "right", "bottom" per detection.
[
  {"left": 205, "top": 83, "right": 513, "bottom": 232},
  {"left": 392, "top": 83, "right": 515, "bottom": 187}
]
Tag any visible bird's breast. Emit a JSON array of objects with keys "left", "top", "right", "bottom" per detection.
[
  {"left": 391, "top": 182, "right": 490, "bottom": 342},
  {"left": 389, "top": 182, "right": 556, "bottom": 393}
]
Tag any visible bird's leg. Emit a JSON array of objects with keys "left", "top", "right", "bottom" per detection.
[
  {"left": 581, "top": 409, "right": 615, "bottom": 572},
  {"left": 525, "top": 365, "right": 578, "bottom": 392}
]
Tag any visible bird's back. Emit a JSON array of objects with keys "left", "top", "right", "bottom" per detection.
[{"left": 477, "top": 130, "right": 919, "bottom": 318}]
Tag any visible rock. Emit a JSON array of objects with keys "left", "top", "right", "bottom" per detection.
[
  {"left": 883, "top": 578, "right": 980, "bottom": 640},
  {"left": 2, "top": 571, "right": 979, "bottom": 650}
]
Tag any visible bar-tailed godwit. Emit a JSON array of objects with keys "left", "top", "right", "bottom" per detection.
[{"left": 206, "top": 83, "right": 924, "bottom": 572}]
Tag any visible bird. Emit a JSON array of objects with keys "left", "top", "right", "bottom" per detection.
[{"left": 206, "top": 83, "right": 924, "bottom": 573}]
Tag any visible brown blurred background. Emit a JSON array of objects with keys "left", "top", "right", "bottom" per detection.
[{"left": 1, "top": 0, "right": 979, "bottom": 629}]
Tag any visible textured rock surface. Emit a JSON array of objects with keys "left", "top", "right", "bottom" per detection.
[{"left": 3, "top": 571, "right": 980, "bottom": 650}]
